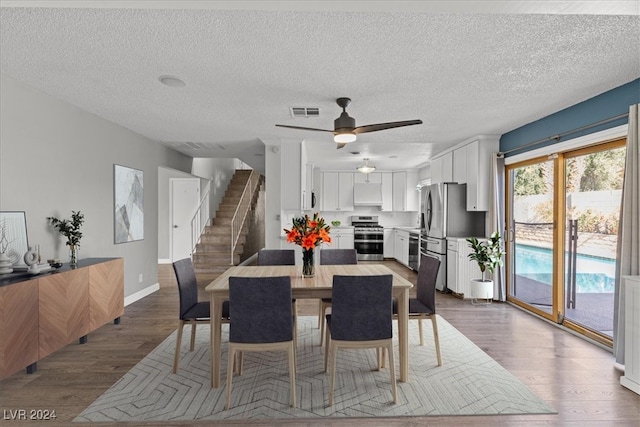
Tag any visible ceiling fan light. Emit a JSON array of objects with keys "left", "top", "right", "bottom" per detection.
[{"left": 334, "top": 132, "right": 356, "bottom": 143}]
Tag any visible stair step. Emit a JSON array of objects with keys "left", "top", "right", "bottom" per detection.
[{"left": 193, "top": 253, "right": 240, "bottom": 265}]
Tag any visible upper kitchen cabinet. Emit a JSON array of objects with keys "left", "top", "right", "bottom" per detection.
[
  {"left": 430, "top": 151, "right": 453, "bottom": 184},
  {"left": 392, "top": 170, "right": 419, "bottom": 212},
  {"left": 302, "top": 163, "right": 318, "bottom": 211},
  {"left": 381, "top": 172, "right": 393, "bottom": 211},
  {"left": 321, "top": 172, "right": 354, "bottom": 211},
  {"left": 453, "top": 136, "right": 499, "bottom": 211},
  {"left": 281, "top": 141, "right": 303, "bottom": 210}
]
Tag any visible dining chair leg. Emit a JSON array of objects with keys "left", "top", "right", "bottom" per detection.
[
  {"left": 386, "top": 341, "right": 397, "bottom": 403},
  {"left": 173, "top": 319, "right": 185, "bottom": 374},
  {"left": 324, "top": 327, "right": 330, "bottom": 372},
  {"left": 431, "top": 315, "right": 442, "bottom": 366},
  {"left": 328, "top": 342, "right": 339, "bottom": 406},
  {"left": 237, "top": 351, "right": 243, "bottom": 375},
  {"left": 380, "top": 347, "right": 386, "bottom": 369},
  {"left": 317, "top": 299, "right": 323, "bottom": 329},
  {"left": 418, "top": 318, "right": 424, "bottom": 346},
  {"left": 287, "top": 342, "right": 297, "bottom": 407},
  {"left": 319, "top": 304, "right": 326, "bottom": 346},
  {"left": 225, "top": 345, "right": 236, "bottom": 410},
  {"left": 190, "top": 323, "right": 197, "bottom": 351}
]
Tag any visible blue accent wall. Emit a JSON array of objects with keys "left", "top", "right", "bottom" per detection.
[{"left": 500, "top": 78, "right": 640, "bottom": 156}]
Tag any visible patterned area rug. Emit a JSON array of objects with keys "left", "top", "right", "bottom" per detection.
[{"left": 74, "top": 316, "right": 554, "bottom": 422}]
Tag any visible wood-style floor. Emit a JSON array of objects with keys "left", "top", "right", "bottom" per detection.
[{"left": 1, "top": 260, "right": 638, "bottom": 426}]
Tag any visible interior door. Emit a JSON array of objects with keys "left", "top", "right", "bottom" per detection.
[{"left": 171, "top": 179, "right": 200, "bottom": 261}]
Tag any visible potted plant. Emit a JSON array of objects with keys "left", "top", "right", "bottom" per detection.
[
  {"left": 48, "top": 211, "right": 84, "bottom": 267},
  {"left": 466, "top": 231, "right": 505, "bottom": 304}
]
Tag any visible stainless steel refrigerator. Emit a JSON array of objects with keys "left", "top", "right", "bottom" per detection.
[{"left": 420, "top": 183, "right": 485, "bottom": 291}]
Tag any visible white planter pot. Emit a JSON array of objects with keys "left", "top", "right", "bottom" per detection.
[{"left": 470, "top": 278, "right": 493, "bottom": 305}]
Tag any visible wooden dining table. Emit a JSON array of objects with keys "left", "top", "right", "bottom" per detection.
[{"left": 205, "top": 264, "right": 413, "bottom": 388}]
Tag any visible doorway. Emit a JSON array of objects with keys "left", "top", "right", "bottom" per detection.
[
  {"left": 506, "top": 139, "right": 625, "bottom": 345},
  {"left": 171, "top": 178, "right": 200, "bottom": 261}
]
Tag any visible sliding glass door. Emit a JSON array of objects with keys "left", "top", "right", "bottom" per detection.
[
  {"left": 506, "top": 139, "right": 625, "bottom": 344},
  {"left": 507, "top": 157, "right": 557, "bottom": 320},
  {"left": 562, "top": 143, "right": 625, "bottom": 339}
]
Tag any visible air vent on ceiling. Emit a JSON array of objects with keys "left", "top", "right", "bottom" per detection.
[
  {"left": 182, "top": 142, "right": 222, "bottom": 150},
  {"left": 290, "top": 107, "right": 320, "bottom": 118}
]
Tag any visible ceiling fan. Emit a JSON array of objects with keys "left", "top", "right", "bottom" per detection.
[{"left": 276, "top": 97, "right": 422, "bottom": 149}]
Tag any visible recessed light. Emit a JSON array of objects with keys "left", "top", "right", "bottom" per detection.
[
  {"left": 158, "top": 75, "right": 186, "bottom": 87},
  {"left": 389, "top": 155, "right": 398, "bottom": 158}
]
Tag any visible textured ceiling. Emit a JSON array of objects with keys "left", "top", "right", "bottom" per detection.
[{"left": 1, "top": 2, "right": 639, "bottom": 174}]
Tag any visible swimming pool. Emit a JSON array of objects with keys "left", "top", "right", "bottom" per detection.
[{"left": 515, "top": 244, "right": 616, "bottom": 293}]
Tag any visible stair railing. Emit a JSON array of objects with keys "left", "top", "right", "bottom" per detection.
[
  {"left": 230, "top": 170, "right": 260, "bottom": 264},
  {"left": 190, "top": 180, "right": 211, "bottom": 255}
]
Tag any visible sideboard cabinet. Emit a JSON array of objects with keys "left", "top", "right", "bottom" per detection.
[{"left": 0, "top": 258, "right": 124, "bottom": 379}]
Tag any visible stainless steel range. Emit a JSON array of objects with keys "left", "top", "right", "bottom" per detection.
[{"left": 351, "top": 215, "right": 384, "bottom": 261}]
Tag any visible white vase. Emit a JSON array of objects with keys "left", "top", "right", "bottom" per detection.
[
  {"left": 0, "top": 252, "right": 13, "bottom": 275},
  {"left": 470, "top": 278, "right": 493, "bottom": 305}
]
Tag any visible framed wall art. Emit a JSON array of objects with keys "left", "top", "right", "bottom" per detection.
[
  {"left": 114, "top": 164, "right": 144, "bottom": 243},
  {"left": 0, "top": 211, "right": 29, "bottom": 266}
]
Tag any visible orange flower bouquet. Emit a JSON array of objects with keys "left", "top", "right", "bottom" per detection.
[{"left": 283, "top": 213, "right": 331, "bottom": 277}]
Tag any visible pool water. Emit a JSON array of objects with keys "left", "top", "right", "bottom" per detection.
[{"left": 515, "top": 244, "right": 616, "bottom": 293}]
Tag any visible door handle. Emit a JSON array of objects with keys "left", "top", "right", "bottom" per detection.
[{"left": 173, "top": 225, "right": 178, "bottom": 228}]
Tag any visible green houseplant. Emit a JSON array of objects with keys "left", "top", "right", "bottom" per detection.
[
  {"left": 466, "top": 231, "right": 505, "bottom": 303},
  {"left": 48, "top": 211, "right": 84, "bottom": 267}
]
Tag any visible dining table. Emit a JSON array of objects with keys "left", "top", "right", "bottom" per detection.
[{"left": 205, "top": 263, "right": 413, "bottom": 388}]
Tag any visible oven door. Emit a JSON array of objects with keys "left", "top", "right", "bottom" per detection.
[{"left": 354, "top": 240, "right": 384, "bottom": 260}]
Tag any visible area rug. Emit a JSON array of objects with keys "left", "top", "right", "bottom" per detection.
[{"left": 74, "top": 316, "right": 554, "bottom": 422}]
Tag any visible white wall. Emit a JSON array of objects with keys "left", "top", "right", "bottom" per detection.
[
  {"left": 264, "top": 143, "right": 282, "bottom": 249},
  {"left": 191, "top": 157, "right": 244, "bottom": 220},
  {"left": 0, "top": 74, "right": 192, "bottom": 297}
]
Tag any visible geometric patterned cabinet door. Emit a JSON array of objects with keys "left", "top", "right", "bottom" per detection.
[
  {"left": 0, "top": 258, "right": 124, "bottom": 378},
  {"left": 38, "top": 267, "right": 90, "bottom": 359},
  {"left": 89, "top": 258, "right": 124, "bottom": 331},
  {"left": 0, "top": 279, "right": 39, "bottom": 379}
]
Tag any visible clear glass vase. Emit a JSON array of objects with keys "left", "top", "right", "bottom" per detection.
[
  {"left": 69, "top": 245, "right": 78, "bottom": 268},
  {"left": 302, "top": 248, "right": 314, "bottom": 278}
]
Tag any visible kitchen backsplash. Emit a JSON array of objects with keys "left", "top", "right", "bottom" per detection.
[{"left": 281, "top": 208, "right": 419, "bottom": 229}]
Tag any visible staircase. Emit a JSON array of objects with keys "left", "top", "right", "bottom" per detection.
[{"left": 192, "top": 169, "right": 262, "bottom": 284}]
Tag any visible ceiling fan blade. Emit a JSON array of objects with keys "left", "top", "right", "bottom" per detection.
[
  {"left": 275, "top": 124, "right": 334, "bottom": 133},
  {"left": 336, "top": 142, "right": 348, "bottom": 149},
  {"left": 353, "top": 119, "right": 423, "bottom": 134}
]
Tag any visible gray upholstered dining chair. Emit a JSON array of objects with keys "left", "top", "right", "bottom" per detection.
[
  {"left": 324, "top": 274, "right": 397, "bottom": 406},
  {"left": 225, "top": 276, "right": 296, "bottom": 409},
  {"left": 257, "top": 249, "right": 296, "bottom": 266},
  {"left": 317, "top": 249, "right": 358, "bottom": 346},
  {"left": 393, "top": 253, "right": 442, "bottom": 366},
  {"left": 172, "top": 258, "right": 229, "bottom": 374},
  {"left": 257, "top": 248, "right": 298, "bottom": 331}
]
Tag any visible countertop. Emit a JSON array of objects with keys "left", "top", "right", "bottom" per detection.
[{"left": 393, "top": 226, "right": 421, "bottom": 234}]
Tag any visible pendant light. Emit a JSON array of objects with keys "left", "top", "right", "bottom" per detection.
[{"left": 357, "top": 158, "right": 376, "bottom": 174}]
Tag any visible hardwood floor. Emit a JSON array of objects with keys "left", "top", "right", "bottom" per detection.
[{"left": 1, "top": 260, "right": 638, "bottom": 426}]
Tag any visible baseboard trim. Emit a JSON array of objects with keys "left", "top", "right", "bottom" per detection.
[
  {"left": 125, "top": 283, "right": 160, "bottom": 306},
  {"left": 158, "top": 258, "right": 172, "bottom": 264}
]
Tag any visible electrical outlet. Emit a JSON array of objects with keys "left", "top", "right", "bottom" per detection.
[{"left": 138, "top": 273, "right": 143, "bottom": 283}]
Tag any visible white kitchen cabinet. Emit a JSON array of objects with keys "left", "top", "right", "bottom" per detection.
[
  {"left": 302, "top": 163, "right": 315, "bottom": 211},
  {"left": 321, "top": 172, "right": 354, "bottom": 211},
  {"left": 430, "top": 151, "right": 453, "bottom": 184},
  {"left": 381, "top": 172, "right": 393, "bottom": 211},
  {"left": 447, "top": 237, "right": 486, "bottom": 298},
  {"left": 392, "top": 171, "right": 419, "bottom": 212},
  {"left": 383, "top": 228, "right": 394, "bottom": 258},
  {"left": 327, "top": 227, "right": 354, "bottom": 250},
  {"left": 394, "top": 229, "right": 410, "bottom": 267},
  {"left": 453, "top": 146, "right": 467, "bottom": 184},
  {"left": 466, "top": 139, "right": 497, "bottom": 211}
]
